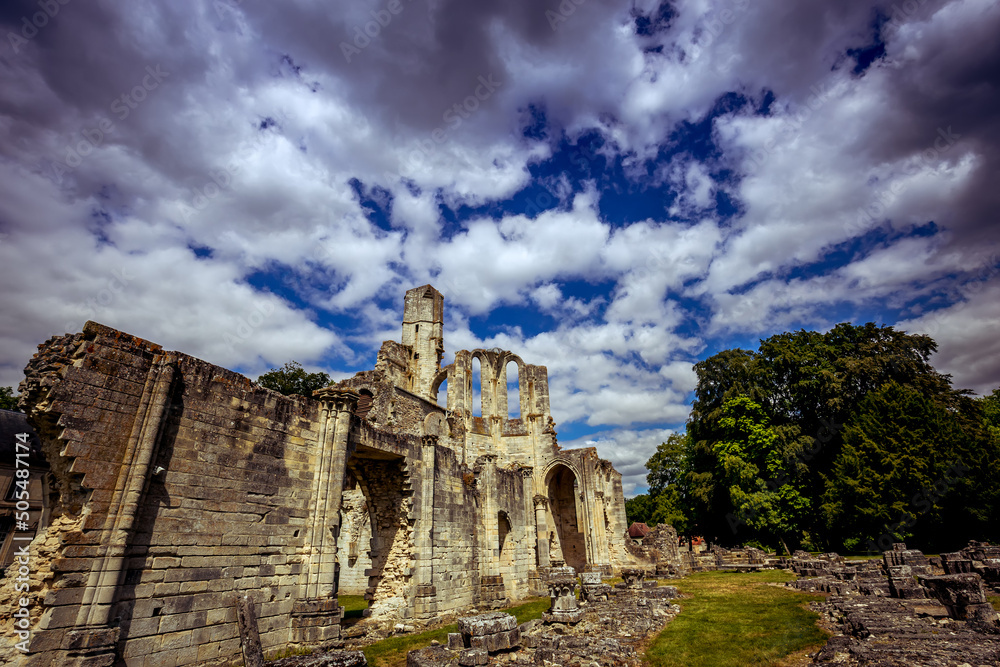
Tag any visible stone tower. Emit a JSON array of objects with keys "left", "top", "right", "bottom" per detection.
[{"left": 401, "top": 284, "right": 444, "bottom": 400}]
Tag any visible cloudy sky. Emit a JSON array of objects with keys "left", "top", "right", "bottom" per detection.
[{"left": 1, "top": 0, "right": 998, "bottom": 495}]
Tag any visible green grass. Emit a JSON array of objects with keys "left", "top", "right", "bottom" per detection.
[
  {"left": 645, "top": 570, "right": 828, "bottom": 667},
  {"left": 362, "top": 597, "right": 549, "bottom": 667},
  {"left": 339, "top": 594, "right": 368, "bottom": 620},
  {"left": 989, "top": 595, "right": 1000, "bottom": 612}
]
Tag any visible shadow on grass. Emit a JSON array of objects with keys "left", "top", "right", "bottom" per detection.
[{"left": 645, "top": 570, "right": 828, "bottom": 667}]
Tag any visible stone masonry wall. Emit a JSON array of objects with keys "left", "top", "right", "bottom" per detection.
[
  {"left": 348, "top": 457, "right": 414, "bottom": 621},
  {"left": 335, "top": 486, "right": 371, "bottom": 596},
  {"left": 426, "top": 444, "right": 479, "bottom": 616},
  {"left": 492, "top": 466, "right": 534, "bottom": 601},
  {"left": 0, "top": 323, "right": 327, "bottom": 666}
]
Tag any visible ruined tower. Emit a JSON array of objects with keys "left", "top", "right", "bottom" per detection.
[{"left": 400, "top": 285, "right": 444, "bottom": 401}]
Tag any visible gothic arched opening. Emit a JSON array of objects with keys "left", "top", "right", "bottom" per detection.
[
  {"left": 505, "top": 360, "right": 520, "bottom": 419},
  {"left": 546, "top": 464, "right": 587, "bottom": 571},
  {"left": 343, "top": 450, "right": 413, "bottom": 622}
]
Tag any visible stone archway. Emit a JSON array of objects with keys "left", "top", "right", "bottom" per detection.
[
  {"left": 546, "top": 464, "right": 587, "bottom": 571},
  {"left": 345, "top": 452, "right": 414, "bottom": 621}
]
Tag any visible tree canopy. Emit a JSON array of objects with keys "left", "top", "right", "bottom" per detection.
[
  {"left": 638, "top": 322, "right": 999, "bottom": 554},
  {"left": 626, "top": 432, "right": 690, "bottom": 532},
  {"left": 256, "top": 361, "right": 331, "bottom": 398},
  {"left": 0, "top": 386, "right": 19, "bottom": 411}
]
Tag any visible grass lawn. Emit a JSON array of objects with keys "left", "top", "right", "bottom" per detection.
[
  {"left": 361, "top": 597, "right": 549, "bottom": 667},
  {"left": 645, "top": 570, "right": 828, "bottom": 667},
  {"left": 339, "top": 594, "right": 368, "bottom": 620},
  {"left": 989, "top": 595, "right": 1000, "bottom": 612}
]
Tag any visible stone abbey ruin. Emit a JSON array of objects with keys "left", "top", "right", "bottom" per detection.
[
  {"left": 0, "top": 285, "right": 635, "bottom": 665},
  {"left": 1, "top": 284, "right": 998, "bottom": 667}
]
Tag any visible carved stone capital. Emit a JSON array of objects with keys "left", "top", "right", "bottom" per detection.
[
  {"left": 533, "top": 494, "right": 548, "bottom": 509},
  {"left": 313, "top": 387, "right": 360, "bottom": 413},
  {"left": 421, "top": 434, "right": 438, "bottom": 448},
  {"left": 519, "top": 466, "right": 534, "bottom": 478}
]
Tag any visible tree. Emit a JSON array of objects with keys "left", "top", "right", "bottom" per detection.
[
  {"left": 684, "top": 322, "right": 970, "bottom": 550},
  {"left": 646, "top": 433, "right": 686, "bottom": 495},
  {"left": 820, "top": 381, "right": 987, "bottom": 552},
  {"left": 257, "top": 361, "right": 330, "bottom": 398},
  {"left": 625, "top": 494, "right": 654, "bottom": 526},
  {"left": 982, "top": 388, "right": 1000, "bottom": 443},
  {"left": 0, "top": 386, "right": 19, "bottom": 411},
  {"left": 710, "top": 396, "right": 809, "bottom": 554},
  {"left": 624, "top": 492, "right": 686, "bottom": 531}
]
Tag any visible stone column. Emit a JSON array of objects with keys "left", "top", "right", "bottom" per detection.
[
  {"left": 413, "top": 434, "right": 438, "bottom": 620},
  {"left": 63, "top": 353, "right": 175, "bottom": 666},
  {"left": 305, "top": 387, "right": 358, "bottom": 599},
  {"left": 533, "top": 495, "right": 550, "bottom": 568},
  {"left": 293, "top": 387, "right": 357, "bottom": 645},
  {"left": 76, "top": 353, "right": 176, "bottom": 628},
  {"left": 593, "top": 491, "right": 610, "bottom": 567},
  {"left": 478, "top": 454, "right": 505, "bottom": 602}
]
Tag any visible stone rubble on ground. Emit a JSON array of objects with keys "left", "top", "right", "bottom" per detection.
[
  {"left": 406, "top": 570, "right": 680, "bottom": 666},
  {"left": 784, "top": 542, "right": 1000, "bottom": 666}
]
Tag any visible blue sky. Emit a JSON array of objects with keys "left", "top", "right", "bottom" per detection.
[{"left": 1, "top": 0, "right": 998, "bottom": 495}]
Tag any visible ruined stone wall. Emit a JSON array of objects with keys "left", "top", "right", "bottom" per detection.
[
  {"left": 0, "top": 323, "right": 329, "bottom": 667},
  {"left": 2, "top": 285, "right": 642, "bottom": 666},
  {"left": 491, "top": 466, "right": 534, "bottom": 601},
  {"left": 335, "top": 486, "right": 371, "bottom": 596},
  {"left": 348, "top": 457, "right": 414, "bottom": 621},
  {"left": 425, "top": 444, "right": 480, "bottom": 616},
  {"left": 340, "top": 371, "right": 443, "bottom": 439}
]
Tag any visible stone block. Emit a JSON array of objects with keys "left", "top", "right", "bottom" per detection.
[
  {"left": 268, "top": 650, "right": 368, "bottom": 666},
  {"left": 406, "top": 645, "right": 457, "bottom": 667},
  {"left": 458, "top": 648, "right": 487, "bottom": 666},
  {"left": 457, "top": 612, "right": 517, "bottom": 637},
  {"left": 447, "top": 632, "right": 463, "bottom": 650}
]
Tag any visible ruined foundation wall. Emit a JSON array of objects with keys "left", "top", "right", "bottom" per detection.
[
  {"left": 426, "top": 444, "right": 479, "bottom": 616},
  {"left": 1, "top": 323, "right": 326, "bottom": 666},
  {"left": 492, "top": 466, "right": 535, "bottom": 601}
]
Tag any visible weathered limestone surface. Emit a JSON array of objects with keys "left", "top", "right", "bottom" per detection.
[
  {"left": 624, "top": 523, "right": 687, "bottom": 577},
  {"left": 268, "top": 651, "right": 367, "bottom": 667},
  {"left": 1, "top": 286, "right": 635, "bottom": 666},
  {"left": 407, "top": 579, "right": 681, "bottom": 666},
  {"left": 783, "top": 544, "right": 1000, "bottom": 665}
]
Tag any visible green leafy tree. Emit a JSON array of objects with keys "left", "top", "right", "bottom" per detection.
[
  {"left": 684, "top": 322, "right": 966, "bottom": 549},
  {"left": 982, "top": 388, "right": 1000, "bottom": 444},
  {"left": 642, "top": 432, "right": 692, "bottom": 533},
  {"left": 711, "top": 396, "right": 810, "bottom": 554},
  {"left": 625, "top": 494, "right": 654, "bottom": 526},
  {"left": 624, "top": 492, "right": 686, "bottom": 531},
  {"left": 0, "top": 386, "right": 19, "bottom": 411},
  {"left": 646, "top": 433, "right": 686, "bottom": 495},
  {"left": 257, "top": 361, "right": 330, "bottom": 398},
  {"left": 820, "top": 381, "right": 987, "bottom": 552}
]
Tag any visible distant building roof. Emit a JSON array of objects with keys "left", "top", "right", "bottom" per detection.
[
  {"left": 0, "top": 409, "right": 47, "bottom": 467},
  {"left": 628, "top": 522, "right": 651, "bottom": 538}
]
